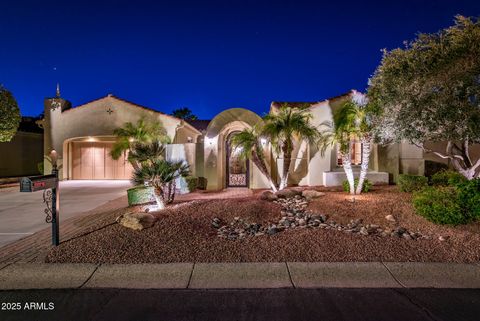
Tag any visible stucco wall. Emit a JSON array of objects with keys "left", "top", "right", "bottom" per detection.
[
  {"left": 43, "top": 95, "right": 200, "bottom": 179},
  {"left": 0, "top": 131, "right": 43, "bottom": 177}
]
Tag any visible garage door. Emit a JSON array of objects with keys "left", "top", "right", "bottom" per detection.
[{"left": 72, "top": 142, "right": 134, "bottom": 179}]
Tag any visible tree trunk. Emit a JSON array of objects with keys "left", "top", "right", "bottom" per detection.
[
  {"left": 420, "top": 140, "right": 480, "bottom": 180},
  {"left": 355, "top": 138, "right": 372, "bottom": 194},
  {"left": 251, "top": 151, "right": 278, "bottom": 192},
  {"left": 280, "top": 142, "right": 292, "bottom": 190},
  {"left": 152, "top": 187, "right": 166, "bottom": 210},
  {"left": 341, "top": 152, "right": 355, "bottom": 195}
]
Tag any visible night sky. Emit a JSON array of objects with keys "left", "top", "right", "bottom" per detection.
[{"left": 1, "top": 0, "right": 479, "bottom": 119}]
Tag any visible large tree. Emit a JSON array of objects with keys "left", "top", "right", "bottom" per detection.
[
  {"left": 263, "top": 104, "right": 320, "bottom": 190},
  {"left": 368, "top": 16, "right": 480, "bottom": 179},
  {"left": 0, "top": 86, "right": 21, "bottom": 142}
]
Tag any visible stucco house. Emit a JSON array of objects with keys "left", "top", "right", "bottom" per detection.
[{"left": 39, "top": 88, "right": 427, "bottom": 190}]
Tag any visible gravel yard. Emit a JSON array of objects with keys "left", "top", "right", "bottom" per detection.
[{"left": 46, "top": 186, "right": 480, "bottom": 264}]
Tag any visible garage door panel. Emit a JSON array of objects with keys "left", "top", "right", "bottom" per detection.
[
  {"left": 72, "top": 141, "right": 132, "bottom": 180},
  {"left": 81, "top": 143, "right": 94, "bottom": 179}
]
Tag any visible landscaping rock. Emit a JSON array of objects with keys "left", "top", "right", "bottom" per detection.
[
  {"left": 118, "top": 212, "right": 156, "bottom": 231},
  {"left": 302, "top": 190, "right": 326, "bottom": 200},
  {"left": 275, "top": 189, "right": 302, "bottom": 199},
  {"left": 439, "top": 235, "right": 449, "bottom": 242},
  {"left": 260, "top": 190, "right": 278, "bottom": 201},
  {"left": 385, "top": 214, "right": 396, "bottom": 222}
]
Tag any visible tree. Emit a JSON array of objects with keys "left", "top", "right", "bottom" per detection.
[
  {"left": 0, "top": 86, "right": 21, "bottom": 142},
  {"left": 132, "top": 159, "right": 190, "bottom": 209},
  {"left": 111, "top": 118, "right": 169, "bottom": 170},
  {"left": 262, "top": 104, "right": 320, "bottom": 190},
  {"left": 336, "top": 97, "right": 373, "bottom": 194},
  {"left": 230, "top": 127, "right": 278, "bottom": 192},
  {"left": 368, "top": 16, "right": 480, "bottom": 179},
  {"left": 318, "top": 108, "right": 356, "bottom": 195},
  {"left": 171, "top": 107, "right": 198, "bottom": 120}
]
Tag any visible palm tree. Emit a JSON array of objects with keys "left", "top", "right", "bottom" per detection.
[
  {"left": 318, "top": 120, "right": 356, "bottom": 195},
  {"left": 341, "top": 97, "right": 373, "bottom": 194},
  {"left": 262, "top": 104, "right": 320, "bottom": 190},
  {"left": 230, "top": 128, "right": 278, "bottom": 192},
  {"left": 128, "top": 140, "right": 167, "bottom": 166},
  {"left": 111, "top": 118, "right": 169, "bottom": 170},
  {"left": 132, "top": 159, "right": 190, "bottom": 209}
]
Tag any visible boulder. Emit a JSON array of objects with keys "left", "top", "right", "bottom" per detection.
[
  {"left": 275, "top": 189, "right": 302, "bottom": 199},
  {"left": 302, "top": 190, "right": 326, "bottom": 200},
  {"left": 118, "top": 212, "right": 157, "bottom": 231},
  {"left": 260, "top": 190, "right": 278, "bottom": 201}
]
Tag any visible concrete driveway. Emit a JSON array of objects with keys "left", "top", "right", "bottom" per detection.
[{"left": 0, "top": 180, "right": 132, "bottom": 247}]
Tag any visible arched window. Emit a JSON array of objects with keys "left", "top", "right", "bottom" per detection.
[{"left": 337, "top": 137, "right": 362, "bottom": 166}]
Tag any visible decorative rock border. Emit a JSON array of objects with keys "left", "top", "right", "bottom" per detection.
[{"left": 213, "top": 192, "right": 433, "bottom": 241}]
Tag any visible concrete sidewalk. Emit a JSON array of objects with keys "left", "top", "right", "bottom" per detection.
[{"left": 0, "top": 262, "right": 479, "bottom": 290}]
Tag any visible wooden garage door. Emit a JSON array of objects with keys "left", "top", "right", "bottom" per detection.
[{"left": 72, "top": 142, "right": 133, "bottom": 179}]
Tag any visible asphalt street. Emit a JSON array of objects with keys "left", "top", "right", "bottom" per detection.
[{"left": 1, "top": 288, "right": 479, "bottom": 321}]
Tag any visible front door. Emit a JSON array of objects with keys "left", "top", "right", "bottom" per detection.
[{"left": 226, "top": 132, "right": 249, "bottom": 187}]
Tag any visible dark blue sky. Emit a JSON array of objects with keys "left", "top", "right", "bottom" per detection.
[{"left": 1, "top": 0, "right": 479, "bottom": 119}]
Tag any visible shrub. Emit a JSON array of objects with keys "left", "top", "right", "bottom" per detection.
[
  {"left": 185, "top": 176, "right": 198, "bottom": 192},
  {"left": 342, "top": 178, "right": 372, "bottom": 193},
  {"left": 430, "top": 170, "right": 468, "bottom": 187},
  {"left": 197, "top": 177, "right": 208, "bottom": 190},
  {"left": 397, "top": 174, "right": 428, "bottom": 192},
  {"left": 413, "top": 187, "right": 467, "bottom": 225},
  {"left": 412, "top": 179, "right": 480, "bottom": 225},
  {"left": 457, "top": 179, "right": 480, "bottom": 219}
]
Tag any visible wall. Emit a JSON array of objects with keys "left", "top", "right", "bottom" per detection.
[
  {"left": 0, "top": 131, "right": 43, "bottom": 177},
  {"left": 42, "top": 95, "right": 200, "bottom": 179}
]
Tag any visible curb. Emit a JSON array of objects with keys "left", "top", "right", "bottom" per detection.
[{"left": 0, "top": 262, "right": 479, "bottom": 290}]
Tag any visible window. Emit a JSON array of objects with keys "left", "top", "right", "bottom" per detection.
[{"left": 337, "top": 137, "right": 362, "bottom": 166}]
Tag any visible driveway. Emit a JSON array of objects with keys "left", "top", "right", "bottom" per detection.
[{"left": 0, "top": 180, "right": 132, "bottom": 247}]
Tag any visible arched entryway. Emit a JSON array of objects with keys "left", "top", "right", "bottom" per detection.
[{"left": 225, "top": 131, "right": 249, "bottom": 187}]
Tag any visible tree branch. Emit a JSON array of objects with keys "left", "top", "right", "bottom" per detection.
[{"left": 413, "top": 142, "right": 464, "bottom": 161}]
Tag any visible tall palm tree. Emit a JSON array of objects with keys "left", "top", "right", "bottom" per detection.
[
  {"left": 341, "top": 98, "right": 373, "bottom": 195},
  {"left": 111, "top": 118, "right": 169, "bottom": 170},
  {"left": 230, "top": 127, "right": 278, "bottom": 192},
  {"left": 171, "top": 107, "right": 197, "bottom": 120},
  {"left": 262, "top": 104, "right": 320, "bottom": 190},
  {"left": 318, "top": 119, "right": 356, "bottom": 195}
]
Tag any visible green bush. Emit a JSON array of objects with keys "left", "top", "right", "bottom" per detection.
[
  {"left": 412, "top": 179, "right": 480, "bottom": 225},
  {"left": 185, "top": 176, "right": 198, "bottom": 192},
  {"left": 197, "top": 177, "right": 208, "bottom": 190},
  {"left": 342, "top": 178, "right": 372, "bottom": 193},
  {"left": 397, "top": 174, "right": 428, "bottom": 192},
  {"left": 413, "top": 186, "right": 467, "bottom": 225},
  {"left": 430, "top": 170, "right": 468, "bottom": 187},
  {"left": 457, "top": 179, "right": 480, "bottom": 219}
]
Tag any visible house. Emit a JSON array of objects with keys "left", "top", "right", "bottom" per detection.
[{"left": 40, "top": 88, "right": 427, "bottom": 190}]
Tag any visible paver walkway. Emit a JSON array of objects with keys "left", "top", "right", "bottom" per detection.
[{"left": 0, "top": 195, "right": 128, "bottom": 265}]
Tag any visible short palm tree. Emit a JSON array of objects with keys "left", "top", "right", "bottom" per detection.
[
  {"left": 262, "top": 105, "right": 320, "bottom": 190},
  {"left": 132, "top": 159, "right": 190, "bottom": 209},
  {"left": 128, "top": 140, "right": 167, "bottom": 166},
  {"left": 111, "top": 118, "right": 169, "bottom": 170},
  {"left": 230, "top": 127, "right": 278, "bottom": 192}
]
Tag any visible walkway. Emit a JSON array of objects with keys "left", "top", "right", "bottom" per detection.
[{"left": 0, "top": 180, "right": 131, "bottom": 247}]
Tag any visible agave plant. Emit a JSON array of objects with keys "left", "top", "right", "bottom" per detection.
[
  {"left": 230, "top": 127, "right": 278, "bottom": 192},
  {"left": 132, "top": 159, "right": 190, "bottom": 209}
]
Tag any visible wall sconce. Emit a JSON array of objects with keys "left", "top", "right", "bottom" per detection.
[
  {"left": 205, "top": 137, "right": 215, "bottom": 145},
  {"left": 87, "top": 136, "right": 96, "bottom": 142}
]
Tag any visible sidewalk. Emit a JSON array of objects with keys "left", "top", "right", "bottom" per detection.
[{"left": 1, "top": 262, "right": 479, "bottom": 290}]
